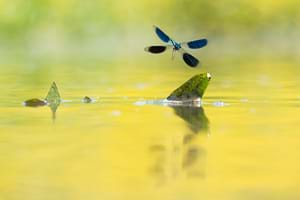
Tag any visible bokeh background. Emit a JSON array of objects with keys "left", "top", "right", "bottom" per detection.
[
  {"left": 1, "top": 0, "right": 300, "bottom": 64},
  {"left": 1, "top": 0, "right": 300, "bottom": 100},
  {"left": 1, "top": 1, "right": 300, "bottom": 200}
]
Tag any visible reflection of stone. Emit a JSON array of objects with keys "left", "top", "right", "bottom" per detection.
[
  {"left": 172, "top": 106, "right": 209, "bottom": 134},
  {"left": 149, "top": 106, "right": 210, "bottom": 184},
  {"left": 183, "top": 147, "right": 200, "bottom": 167},
  {"left": 149, "top": 138, "right": 207, "bottom": 183},
  {"left": 173, "top": 106, "right": 209, "bottom": 178},
  {"left": 183, "top": 146, "right": 206, "bottom": 178}
]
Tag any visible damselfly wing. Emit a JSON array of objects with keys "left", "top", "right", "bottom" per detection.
[
  {"left": 144, "top": 45, "right": 172, "bottom": 54},
  {"left": 153, "top": 26, "right": 171, "bottom": 43},
  {"left": 179, "top": 49, "right": 199, "bottom": 67},
  {"left": 181, "top": 39, "right": 208, "bottom": 49}
]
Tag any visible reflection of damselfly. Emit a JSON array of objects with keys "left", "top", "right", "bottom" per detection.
[{"left": 145, "top": 26, "right": 208, "bottom": 67}]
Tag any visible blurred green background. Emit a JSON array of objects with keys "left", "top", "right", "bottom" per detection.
[
  {"left": 0, "top": 0, "right": 300, "bottom": 65},
  {"left": 2, "top": 2, "right": 300, "bottom": 200}
]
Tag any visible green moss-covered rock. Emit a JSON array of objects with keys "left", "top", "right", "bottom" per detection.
[{"left": 167, "top": 73, "right": 211, "bottom": 101}]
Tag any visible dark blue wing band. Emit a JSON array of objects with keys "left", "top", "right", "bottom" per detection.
[
  {"left": 146, "top": 46, "right": 167, "bottom": 54},
  {"left": 154, "top": 26, "right": 170, "bottom": 43},
  {"left": 187, "top": 39, "right": 208, "bottom": 49},
  {"left": 182, "top": 53, "right": 199, "bottom": 67}
]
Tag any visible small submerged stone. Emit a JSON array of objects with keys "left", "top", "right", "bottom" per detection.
[
  {"left": 23, "top": 98, "right": 48, "bottom": 107},
  {"left": 82, "top": 96, "right": 92, "bottom": 103},
  {"left": 82, "top": 96, "right": 96, "bottom": 103}
]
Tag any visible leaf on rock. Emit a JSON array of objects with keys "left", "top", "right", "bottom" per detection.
[
  {"left": 45, "top": 82, "right": 61, "bottom": 104},
  {"left": 45, "top": 82, "right": 61, "bottom": 114}
]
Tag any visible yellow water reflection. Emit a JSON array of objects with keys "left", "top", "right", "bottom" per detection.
[{"left": 1, "top": 62, "right": 300, "bottom": 200}]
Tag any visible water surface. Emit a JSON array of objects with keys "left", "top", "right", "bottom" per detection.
[{"left": 0, "top": 61, "right": 300, "bottom": 200}]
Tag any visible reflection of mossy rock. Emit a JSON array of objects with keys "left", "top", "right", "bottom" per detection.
[
  {"left": 167, "top": 73, "right": 211, "bottom": 101},
  {"left": 172, "top": 106, "right": 209, "bottom": 133}
]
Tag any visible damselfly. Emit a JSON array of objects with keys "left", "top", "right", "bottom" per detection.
[{"left": 145, "top": 26, "right": 208, "bottom": 67}]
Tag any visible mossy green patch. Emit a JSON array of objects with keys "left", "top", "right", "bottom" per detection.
[{"left": 167, "top": 73, "right": 211, "bottom": 101}]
